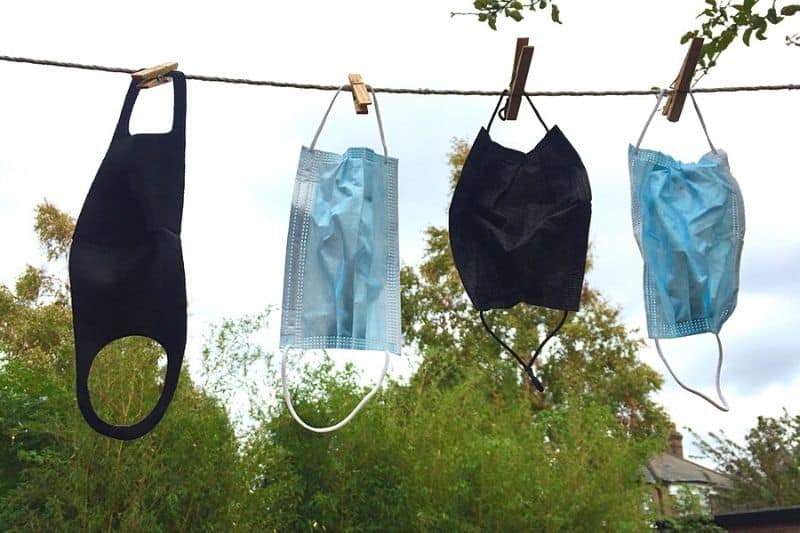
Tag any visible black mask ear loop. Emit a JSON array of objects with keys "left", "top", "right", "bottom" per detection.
[
  {"left": 479, "top": 310, "right": 569, "bottom": 392},
  {"left": 486, "top": 91, "right": 550, "bottom": 133},
  {"left": 486, "top": 90, "right": 508, "bottom": 131},
  {"left": 523, "top": 94, "right": 550, "bottom": 132}
]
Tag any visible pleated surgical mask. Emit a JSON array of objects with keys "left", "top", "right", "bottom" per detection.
[
  {"left": 629, "top": 89, "right": 745, "bottom": 411},
  {"left": 279, "top": 86, "right": 400, "bottom": 432}
]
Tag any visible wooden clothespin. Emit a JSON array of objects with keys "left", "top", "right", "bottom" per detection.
[
  {"left": 132, "top": 62, "right": 178, "bottom": 89},
  {"left": 505, "top": 37, "right": 535, "bottom": 120},
  {"left": 348, "top": 74, "right": 371, "bottom": 115},
  {"left": 663, "top": 38, "right": 704, "bottom": 122}
]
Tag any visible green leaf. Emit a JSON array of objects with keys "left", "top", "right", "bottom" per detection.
[
  {"left": 681, "top": 31, "right": 697, "bottom": 44},
  {"left": 509, "top": 9, "right": 523, "bottom": 21},
  {"left": 539, "top": 0, "right": 547, "bottom": 9},
  {"left": 510, "top": 1, "right": 523, "bottom": 9},
  {"left": 551, "top": 4, "right": 561, "bottom": 23},
  {"left": 743, "top": 27, "right": 753, "bottom": 44},
  {"left": 719, "top": 26, "right": 738, "bottom": 49},
  {"left": 781, "top": 5, "right": 800, "bottom": 16},
  {"left": 766, "top": 7, "right": 782, "bottom": 23}
]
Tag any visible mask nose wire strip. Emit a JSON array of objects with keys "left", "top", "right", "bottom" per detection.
[
  {"left": 654, "top": 334, "right": 729, "bottom": 412},
  {"left": 689, "top": 92, "right": 718, "bottom": 154},
  {"left": 635, "top": 88, "right": 667, "bottom": 151},
  {"left": 309, "top": 85, "right": 389, "bottom": 161},
  {"left": 281, "top": 350, "right": 391, "bottom": 433}
]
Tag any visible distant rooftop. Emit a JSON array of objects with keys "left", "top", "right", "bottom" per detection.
[
  {"left": 644, "top": 426, "right": 731, "bottom": 488},
  {"left": 645, "top": 452, "right": 732, "bottom": 487}
]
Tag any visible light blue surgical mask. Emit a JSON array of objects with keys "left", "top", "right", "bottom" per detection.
[
  {"left": 279, "top": 86, "right": 400, "bottom": 432},
  {"left": 629, "top": 90, "right": 745, "bottom": 411}
]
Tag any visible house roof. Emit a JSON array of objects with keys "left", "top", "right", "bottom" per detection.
[{"left": 645, "top": 452, "right": 732, "bottom": 488}]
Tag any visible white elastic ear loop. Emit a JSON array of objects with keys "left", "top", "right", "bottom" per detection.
[
  {"left": 309, "top": 85, "right": 389, "bottom": 161},
  {"left": 688, "top": 92, "right": 718, "bottom": 154},
  {"left": 281, "top": 350, "right": 391, "bottom": 433},
  {"left": 654, "top": 334, "right": 729, "bottom": 412},
  {"left": 366, "top": 85, "right": 389, "bottom": 161},
  {"left": 310, "top": 87, "right": 342, "bottom": 150},
  {"left": 635, "top": 88, "right": 667, "bottom": 151}
]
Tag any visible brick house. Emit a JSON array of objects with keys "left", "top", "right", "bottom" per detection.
[{"left": 644, "top": 427, "right": 731, "bottom": 516}]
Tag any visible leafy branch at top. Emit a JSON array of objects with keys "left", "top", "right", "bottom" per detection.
[
  {"left": 451, "top": 1, "right": 562, "bottom": 30},
  {"left": 455, "top": 0, "right": 798, "bottom": 81},
  {"left": 682, "top": 0, "right": 800, "bottom": 83}
]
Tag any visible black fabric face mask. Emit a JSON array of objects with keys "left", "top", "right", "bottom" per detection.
[
  {"left": 448, "top": 92, "right": 592, "bottom": 391},
  {"left": 69, "top": 72, "right": 187, "bottom": 440}
]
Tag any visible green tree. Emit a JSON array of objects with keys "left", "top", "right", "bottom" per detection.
[
  {"left": 674, "top": 485, "right": 711, "bottom": 517},
  {"left": 243, "top": 356, "right": 665, "bottom": 532},
  {"left": 655, "top": 485, "right": 725, "bottom": 533},
  {"left": 690, "top": 410, "right": 800, "bottom": 512},
  {"left": 0, "top": 202, "right": 250, "bottom": 531}
]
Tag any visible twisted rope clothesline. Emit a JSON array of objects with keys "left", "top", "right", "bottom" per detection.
[{"left": 1, "top": 54, "right": 798, "bottom": 97}]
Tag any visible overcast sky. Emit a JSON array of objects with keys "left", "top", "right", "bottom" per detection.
[{"left": 1, "top": 0, "right": 799, "bottom": 464}]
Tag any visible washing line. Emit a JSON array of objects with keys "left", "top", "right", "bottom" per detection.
[{"left": 1, "top": 54, "right": 799, "bottom": 97}]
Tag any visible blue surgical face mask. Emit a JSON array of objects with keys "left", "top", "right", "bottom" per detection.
[
  {"left": 279, "top": 86, "right": 400, "bottom": 432},
  {"left": 628, "top": 90, "right": 745, "bottom": 411}
]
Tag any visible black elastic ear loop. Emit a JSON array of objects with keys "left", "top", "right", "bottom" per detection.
[
  {"left": 486, "top": 90, "right": 508, "bottom": 132},
  {"left": 479, "top": 310, "right": 528, "bottom": 368},
  {"left": 527, "top": 310, "right": 568, "bottom": 370},
  {"left": 486, "top": 91, "right": 550, "bottom": 133},
  {"left": 479, "top": 310, "right": 568, "bottom": 392},
  {"left": 524, "top": 94, "right": 550, "bottom": 132}
]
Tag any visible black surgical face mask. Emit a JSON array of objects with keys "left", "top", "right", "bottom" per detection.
[
  {"left": 69, "top": 72, "right": 187, "bottom": 440},
  {"left": 448, "top": 92, "right": 592, "bottom": 390}
]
